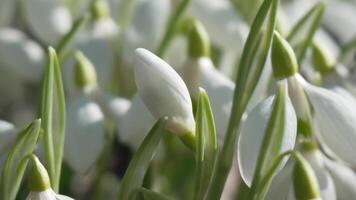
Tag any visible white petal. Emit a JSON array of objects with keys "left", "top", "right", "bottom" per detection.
[
  {"left": 300, "top": 76, "right": 356, "bottom": 165},
  {"left": 55, "top": 194, "right": 74, "bottom": 200},
  {"left": 64, "top": 94, "right": 105, "bottom": 173},
  {"left": 0, "top": 28, "right": 44, "bottom": 82},
  {"left": 265, "top": 161, "right": 294, "bottom": 200},
  {"left": 121, "top": 0, "right": 170, "bottom": 65},
  {"left": 303, "top": 150, "right": 337, "bottom": 200},
  {"left": 238, "top": 86, "right": 297, "bottom": 187},
  {"left": 118, "top": 95, "right": 156, "bottom": 149},
  {"left": 134, "top": 48, "right": 195, "bottom": 135},
  {"left": 23, "top": 0, "right": 72, "bottom": 44},
  {"left": 0, "top": 120, "right": 16, "bottom": 154},
  {"left": 26, "top": 189, "right": 56, "bottom": 200},
  {"left": 90, "top": 18, "right": 119, "bottom": 39},
  {"left": 199, "top": 58, "right": 234, "bottom": 143},
  {"left": 324, "top": 158, "right": 356, "bottom": 200}
]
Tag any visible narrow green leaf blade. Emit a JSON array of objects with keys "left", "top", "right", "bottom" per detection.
[
  {"left": 40, "top": 47, "right": 56, "bottom": 186},
  {"left": 287, "top": 2, "right": 325, "bottom": 61},
  {"left": 118, "top": 118, "right": 167, "bottom": 200},
  {"left": 194, "top": 88, "right": 217, "bottom": 200},
  {"left": 0, "top": 119, "right": 41, "bottom": 200},
  {"left": 51, "top": 48, "right": 66, "bottom": 192},
  {"left": 56, "top": 14, "right": 90, "bottom": 57}
]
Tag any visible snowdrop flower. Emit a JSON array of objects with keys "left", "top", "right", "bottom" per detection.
[
  {"left": 64, "top": 93, "right": 105, "bottom": 174},
  {"left": 26, "top": 155, "right": 74, "bottom": 200},
  {"left": 188, "top": 0, "right": 249, "bottom": 76},
  {"left": 238, "top": 85, "right": 297, "bottom": 186},
  {"left": 23, "top": 0, "right": 72, "bottom": 45},
  {"left": 134, "top": 48, "right": 195, "bottom": 137},
  {"left": 65, "top": 51, "right": 132, "bottom": 173},
  {"left": 293, "top": 74, "right": 356, "bottom": 166},
  {"left": 238, "top": 31, "right": 298, "bottom": 186},
  {"left": 0, "top": 28, "right": 44, "bottom": 82},
  {"left": 265, "top": 144, "right": 355, "bottom": 200}
]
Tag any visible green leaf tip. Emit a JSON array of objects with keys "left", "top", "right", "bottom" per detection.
[
  {"left": 293, "top": 152, "right": 320, "bottom": 200},
  {"left": 272, "top": 31, "right": 298, "bottom": 79},
  {"left": 183, "top": 18, "right": 211, "bottom": 58},
  {"left": 74, "top": 51, "right": 98, "bottom": 90},
  {"left": 312, "top": 42, "right": 335, "bottom": 76},
  {"left": 28, "top": 155, "right": 51, "bottom": 192}
]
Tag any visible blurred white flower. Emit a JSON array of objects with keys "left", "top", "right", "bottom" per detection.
[
  {"left": 0, "top": 28, "right": 44, "bottom": 82},
  {"left": 64, "top": 93, "right": 105, "bottom": 174},
  {"left": 237, "top": 81, "right": 297, "bottom": 186},
  {"left": 26, "top": 189, "right": 74, "bottom": 200},
  {"left": 23, "top": 0, "right": 72, "bottom": 44},
  {"left": 121, "top": 0, "right": 170, "bottom": 65},
  {"left": 134, "top": 48, "right": 195, "bottom": 135}
]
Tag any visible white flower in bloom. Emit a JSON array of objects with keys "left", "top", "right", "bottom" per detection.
[
  {"left": 23, "top": 0, "right": 72, "bottom": 44},
  {"left": 294, "top": 74, "right": 356, "bottom": 166},
  {"left": 238, "top": 81, "right": 297, "bottom": 187},
  {"left": 64, "top": 93, "right": 105, "bottom": 173},
  {"left": 26, "top": 188, "right": 74, "bottom": 200},
  {"left": 0, "top": 28, "right": 44, "bottom": 82},
  {"left": 265, "top": 149, "right": 353, "bottom": 200},
  {"left": 134, "top": 48, "right": 195, "bottom": 135}
]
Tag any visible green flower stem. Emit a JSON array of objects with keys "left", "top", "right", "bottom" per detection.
[
  {"left": 287, "top": 2, "right": 325, "bottom": 62},
  {"left": 56, "top": 14, "right": 90, "bottom": 58},
  {"left": 156, "top": 0, "right": 192, "bottom": 57},
  {"left": 117, "top": 0, "right": 136, "bottom": 29}
]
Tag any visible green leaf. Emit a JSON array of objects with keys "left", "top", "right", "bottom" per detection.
[
  {"left": 207, "top": 0, "right": 279, "bottom": 198},
  {"left": 248, "top": 82, "right": 287, "bottom": 200},
  {"left": 55, "top": 14, "right": 90, "bottom": 58},
  {"left": 40, "top": 47, "right": 66, "bottom": 192},
  {"left": 52, "top": 48, "right": 66, "bottom": 191},
  {"left": 130, "top": 187, "right": 171, "bottom": 200},
  {"left": 0, "top": 119, "right": 41, "bottom": 200},
  {"left": 287, "top": 2, "right": 325, "bottom": 61},
  {"left": 118, "top": 118, "right": 168, "bottom": 200},
  {"left": 40, "top": 48, "right": 56, "bottom": 187},
  {"left": 194, "top": 88, "right": 217, "bottom": 200}
]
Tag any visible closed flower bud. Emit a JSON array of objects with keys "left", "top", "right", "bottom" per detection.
[
  {"left": 134, "top": 48, "right": 195, "bottom": 136},
  {"left": 74, "top": 51, "right": 98, "bottom": 92},
  {"left": 312, "top": 42, "right": 335, "bottom": 76},
  {"left": 271, "top": 31, "right": 298, "bottom": 79}
]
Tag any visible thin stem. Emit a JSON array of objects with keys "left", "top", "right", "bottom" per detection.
[{"left": 156, "top": 0, "right": 192, "bottom": 57}]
